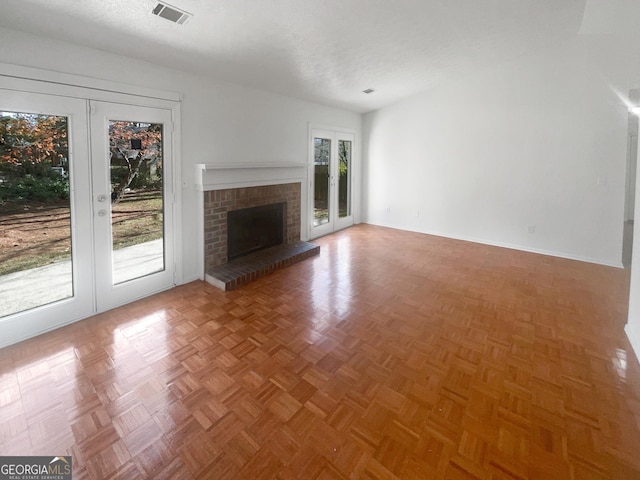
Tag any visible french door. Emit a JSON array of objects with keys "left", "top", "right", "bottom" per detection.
[
  {"left": 310, "top": 128, "right": 354, "bottom": 238},
  {"left": 0, "top": 90, "right": 174, "bottom": 346},
  {"left": 90, "top": 101, "right": 174, "bottom": 311}
]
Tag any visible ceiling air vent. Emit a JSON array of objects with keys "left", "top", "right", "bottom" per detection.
[{"left": 152, "top": 2, "right": 192, "bottom": 24}]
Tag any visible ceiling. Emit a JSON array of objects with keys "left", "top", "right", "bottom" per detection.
[{"left": 0, "top": 0, "right": 589, "bottom": 113}]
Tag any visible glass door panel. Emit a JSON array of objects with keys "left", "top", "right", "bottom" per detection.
[
  {"left": 109, "top": 120, "right": 165, "bottom": 284},
  {"left": 0, "top": 111, "right": 74, "bottom": 317},
  {"left": 314, "top": 136, "right": 331, "bottom": 227},
  {"left": 338, "top": 139, "right": 351, "bottom": 219}
]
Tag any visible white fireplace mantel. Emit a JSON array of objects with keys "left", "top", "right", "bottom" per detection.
[{"left": 195, "top": 163, "right": 308, "bottom": 191}]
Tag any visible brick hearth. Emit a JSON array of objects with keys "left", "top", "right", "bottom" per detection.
[{"left": 205, "top": 241, "right": 319, "bottom": 290}]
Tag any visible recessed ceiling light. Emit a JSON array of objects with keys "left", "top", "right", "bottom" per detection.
[
  {"left": 152, "top": 2, "right": 192, "bottom": 24},
  {"left": 363, "top": 89, "right": 375, "bottom": 94}
]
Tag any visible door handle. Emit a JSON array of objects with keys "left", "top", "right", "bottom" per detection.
[
  {"left": 97, "top": 195, "right": 107, "bottom": 202},
  {"left": 97, "top": 209, "right": 107, "bottom": 217}
]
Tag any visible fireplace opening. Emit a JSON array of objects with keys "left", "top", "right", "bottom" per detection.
[{"left": 227, "top": 202, "right": 285, "bottom": 260}]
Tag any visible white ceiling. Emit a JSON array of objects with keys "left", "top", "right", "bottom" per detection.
[{"left": 0, "top": 0, "right": 588, "bottom": 113}]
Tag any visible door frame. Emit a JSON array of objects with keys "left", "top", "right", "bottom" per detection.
[
  {"left": 308, "top": 124, "right": 356, "bottom": 239},
  {"left": 0, "top": 66, "right": 182, "bottom": 348}
]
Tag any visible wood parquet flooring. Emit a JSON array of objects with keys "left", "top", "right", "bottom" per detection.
[{"left": 1, "top": 224, "right": 639, "bottom": 479}]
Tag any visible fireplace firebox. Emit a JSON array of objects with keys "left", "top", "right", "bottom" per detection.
[{"left": 227, "top": 202, "right": 285, "bottom": 260}]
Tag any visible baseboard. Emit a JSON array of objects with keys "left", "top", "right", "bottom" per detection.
[
  {"left": 362, "top": 221, "right": 624, "bottom": 269},
  {"left": 179, "top": 274, "right": 202, "bottom": 284},
  {"left": 625, "top": 324, "right": 640, "bottom": 364}
]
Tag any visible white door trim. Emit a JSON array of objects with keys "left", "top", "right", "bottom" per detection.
[{"left": 0, "top": 62, "right": 181, "bottom": 102}]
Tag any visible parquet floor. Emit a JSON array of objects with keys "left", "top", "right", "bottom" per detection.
[{"left": 1, "top": 224, "right": 640, "bottom": 479}]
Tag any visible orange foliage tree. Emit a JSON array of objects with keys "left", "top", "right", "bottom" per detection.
[{"left": 0, "top": 112, "right": 68, "bottom": 176}]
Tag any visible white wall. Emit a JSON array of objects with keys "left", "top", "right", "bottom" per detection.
[
  {"left": 627, "top": 161, "right": 640, "bottom": 360},
  {"left": 362, "top": 38, "right": 628, "bottom": 267},
  {"left": 0, "top": 27, "right": 362, "bottom": 283}
]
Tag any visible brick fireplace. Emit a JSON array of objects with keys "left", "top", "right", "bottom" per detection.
[
  {"left": 195, "top": 163, "right": 319, "bottom": 290},
  {"left": 203, "top": 183, "right": 301, "bottom": 271}
]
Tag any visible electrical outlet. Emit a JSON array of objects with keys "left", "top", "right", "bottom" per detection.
[{"left": 527, "top": 225, "right": 535, "bottom": 234}]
